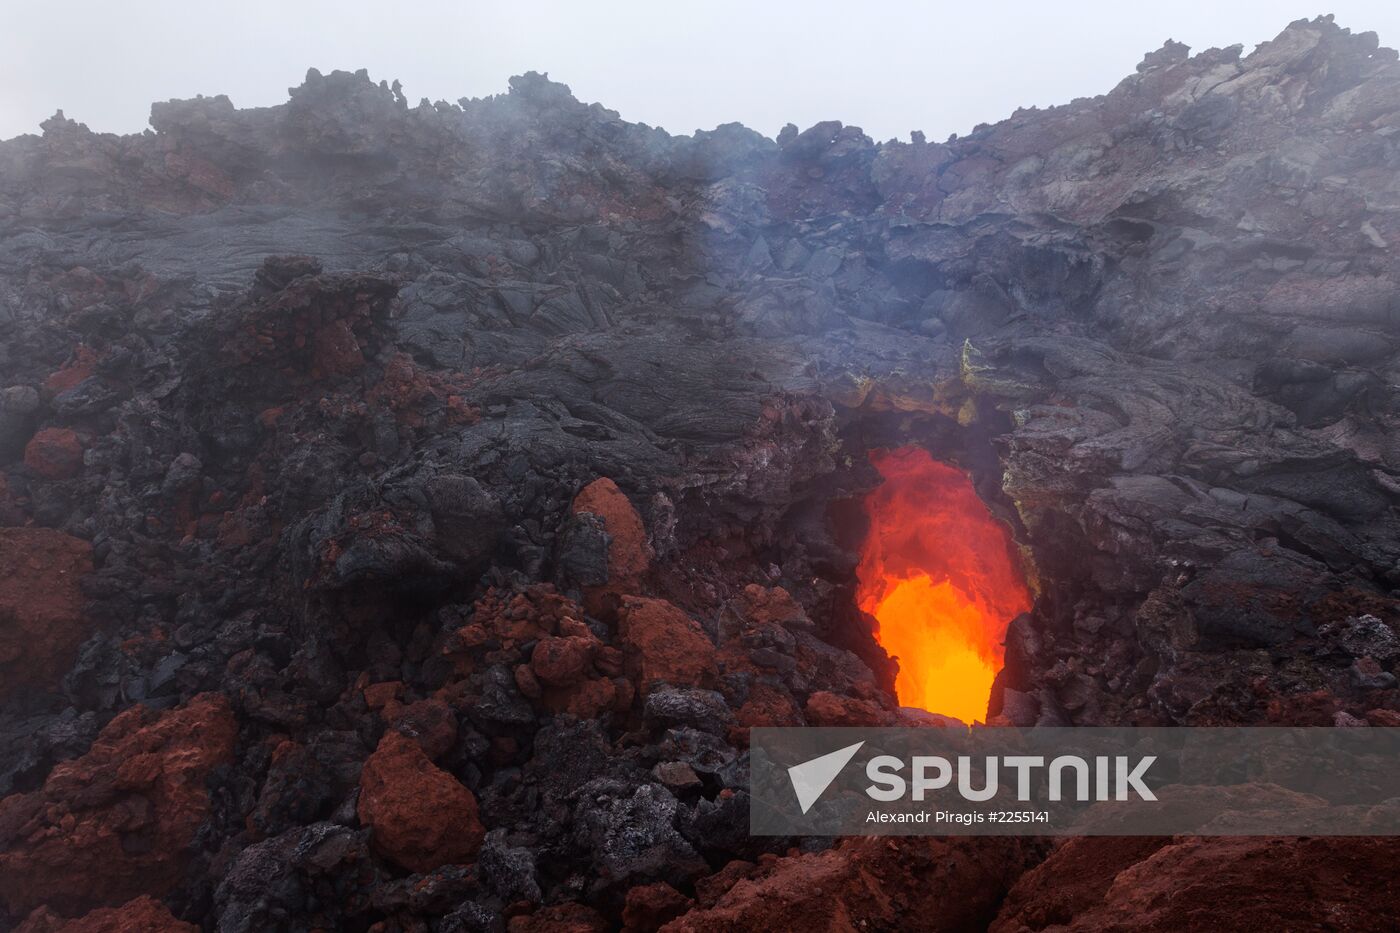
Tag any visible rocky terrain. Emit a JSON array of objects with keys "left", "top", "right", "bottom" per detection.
[{"left": 1, "top": 13, "right": 1400, "bottom": 931}]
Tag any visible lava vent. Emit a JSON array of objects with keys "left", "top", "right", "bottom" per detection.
[{"left": 856, "top": 447, "right": 1032, "bottom": 724}]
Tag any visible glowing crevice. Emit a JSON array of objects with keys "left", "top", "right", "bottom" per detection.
[{"left": 856, "top": 447, "right": 1031, "bottom": 724}]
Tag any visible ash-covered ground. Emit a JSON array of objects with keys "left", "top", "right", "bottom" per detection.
[{"left": 2, "top": 14, "right": 1400, "bottom": 932}]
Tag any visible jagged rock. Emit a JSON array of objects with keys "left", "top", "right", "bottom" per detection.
[
  {"left": 0, "top": 387, "right": 40, "bottom": 461},
  {"left": 385, "top": 697, "right": 459, "bottom": 761},
  {"left": 662, "top": 837, "right": 1039, "bottom": 931},
  {"left": 15, "top": 896, "right": 196, "bottom": 932},
  {"left": 357, "top": 731, "right": 485, "bottom": 873},
  {"left": 643, "top": 687, "right": 733, "bottom": 734},
  {"left": 804, "top": 690, "right": 889, "bottom": 727},
  {"left": 991, "top": 836, "right": 1400, "bottom": 931},
  {"left": 478, "top": 828, "right": 542, "bottom": 904},
  {"left": 0, "top": 694, "right": 236, "bottom": 915},
  {"left": 0, "top": 528, "right": 92, "bottom": 698},
  {"left": 572, "top": 478, "right": 652, "bottom": 586},
  {"left": 622, "top": 882, "right": 693, "bottom": 933},
  {"left": 572, "top": 783, "right": 707, "bottom": 897},
  {"left": 214, "top": 822, "right": 375, "bottom": 933},
  {"left": 1, "top": 12, "right": 1399, "bottom": 929},
  {"left": 617, "top": 598, "right": 718, "bottom": 695},
  {"left": 21, "top": 425, "right": 84, "bottom": 476}
]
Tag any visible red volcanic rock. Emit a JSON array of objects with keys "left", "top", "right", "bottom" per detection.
[
  {"left": 508, "top": 903, "right": 609, "bottom": 933},
  {"left": 988, "top": 836, "right": 1170, "bottom": 931},
  {"left": 803, "top": 690, "right": 889, "bottom": 727},
  {"left": 732, "top": 584, "right": 810, "bottom": 629},
  {"left": 0, "top": 693, "right": 237, "bottom": 916},
  {"left": 617, "top": 597, "right": 717, "bottom": 694},
  {"left": 42, "top": 347, "right": 99, "bottom": 397},
  {"left": 1366, "top": 708, "right": 1400, "bottom": 726},
  {"left": 729, "top": 684, "right": 802, "bottom": 746},
  {"left": 531, "top": 634, "right": 596, "bottom": 687},
  {"left": 623, "top": 881, "right": 693, "bottom": 932},
  {"left": 362, "top": 680, "right": 404, "bottom": 710},
  {"left": 23, "top": 428, "right": 84, "bottom": 479},
  {"left": 572, "top": 478, "right": 652, "bottom": 589},
  {"left": 449, "top": 585, "right": 580, "bottom": 652},
  {"left": 991, "top": 836, "right": 1400, "bottom": 931},
  {"left": 357, "top": 731, "right": 484, "bottom": 873},
  {"left": 663, "top": 837, "right": 1036, "bottom": 932},
  {"left": 310, "top": 316, "right": 365, "bottom": 378},
  {"left": 16, "top": 896, "right": 197, "bottom": 933},
  {"left": 546, "top": 677, "right": 621, "bottom": 718},
  {"left": 0, "top": 527, "right": 93, "bottom": 698},
  {"left": 692, "top": 859, "right": 757, "bottom": 908}
]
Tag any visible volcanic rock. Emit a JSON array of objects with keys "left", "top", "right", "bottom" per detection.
[
  {"left": 531, "top": 633, "right": 597, "bottom": 687},
  {"left": 14, "top": 896, "right": 196, "bottom": 933},
  {"left": 573, "top": 478, "right": 653, "bottom": 584},
  {"left": 22, "top": 428, "right": 84, "bottom": 480},
  {"left": 662, "top": 837, "right": 1039, "bottom": 931},
  {"left": 617, "top": 597, "right": 718, "bottom": 694},
  {"left": 357, "top": 730, "right": 485, "bottom": 873},
  {"left": 0, "top": 527, "right": 92, "bottom": 699},
  {"left": 803, "top": 690, "right": 890, "bottom": 727},
  {"left": 0, "top": 694, "right": 236, "bottom": 916},
  {"left": 623, "top": 881, "right": 693, "bottom": 932},
  {"left": 2, "top": 12, "right": 1400, "bottom": 929},
  {"left": 385, "top": 696, "right": 459, "bottom": 761},
  {"left": 991, "top": 836, "right": 1400, "bottom": 930}
]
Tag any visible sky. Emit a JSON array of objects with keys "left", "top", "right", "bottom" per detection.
[{"left": 3, "top": 1, "right": 1399, "bottom": 143}]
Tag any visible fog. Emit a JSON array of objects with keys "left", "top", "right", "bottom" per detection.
[{"left": 3, "top": 1, "right": 1399, "bottom": 142}]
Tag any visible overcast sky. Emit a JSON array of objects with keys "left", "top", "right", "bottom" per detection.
[{"left": 3, "top": 2, "right": 1399, "bottom": 143}]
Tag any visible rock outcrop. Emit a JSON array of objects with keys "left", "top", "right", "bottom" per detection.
[
  {"left": 1, "top": 13, "right": 1399, "bottom": 930},
  {"left": 991, "top": 836, "right": 1400, "bottom": 930},
  {"left": 0, "top": 527, "right": 92, "bottom": 699},
  {"left": 15, "top": 896, "right": 197, "bottom": 933},
  {"left": 0, "top": 695, "right": 235, "bottom": 916},
  {"left": 357, "top": 730, "right": 485, "bottom": 873}
]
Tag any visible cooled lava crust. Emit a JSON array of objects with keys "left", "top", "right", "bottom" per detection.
[{"left": 2, "top": 15, "right": 1400, "bottom": 932}]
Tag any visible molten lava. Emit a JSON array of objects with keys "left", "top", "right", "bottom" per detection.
[{"left": 856, "top": 447, "right": 1032, "bottom": 724}]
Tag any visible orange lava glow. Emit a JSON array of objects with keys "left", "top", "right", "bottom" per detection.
[{"left": 856, "top": 447, "right": 1032, "bottom": 724}]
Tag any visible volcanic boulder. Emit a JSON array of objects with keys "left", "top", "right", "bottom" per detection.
[
  {"left": 0, "top": 13, "right": 1399, "bottom": 930},
  {"left": 22, "top": 428, "right": 84, "bottom": 480},
  {"left": 0, "top": 693, "right": 237, "bottom": 916},
  {"left": 661, "top": 837, "right": 1038, "bottom": 932},
  {"left": 0, "top": 528, "right": 93, "bottom": 698},
  {"left": 357, "top": 730, "right": 485, "bottom": 873},
  {"left": 14, "top": 896, "right": 197, "bottom": 933},
  {"left": 990, "top": 836, "right": 1400, "bottom": 930},
  {"left": 571, "top": 473, "right": 652, "bottom": 596},
  {"left": 616, "top": 597, "right": 718, "bottom": 694},
  {"left": 622, "top": 882, "right": 693, "bottom": 932}
]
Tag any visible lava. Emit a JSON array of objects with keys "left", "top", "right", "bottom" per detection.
[{"left": 856, "top": 447, "right": 1032, "bottom": 724}]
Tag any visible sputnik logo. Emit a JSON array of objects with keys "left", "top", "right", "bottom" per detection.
[{"left": 787, "top": 741, "right": 864, "bottom": 814}]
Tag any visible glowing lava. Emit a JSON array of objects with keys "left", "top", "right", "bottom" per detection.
[{"left": 856, "top": 447, "right": 1032, "bottom": 724}]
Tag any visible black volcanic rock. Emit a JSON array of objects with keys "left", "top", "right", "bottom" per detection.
[{"left": 1, "top": 13, "right": 1400, "bottom": 930}]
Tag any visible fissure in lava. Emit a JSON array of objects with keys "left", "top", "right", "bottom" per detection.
[{"left": 856, "top": 447, "right": 1032, "bottom": 724}]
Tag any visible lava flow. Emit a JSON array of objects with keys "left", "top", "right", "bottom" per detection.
[{"left": 856, "top": 447, "right": 1032, "bottom": 724}]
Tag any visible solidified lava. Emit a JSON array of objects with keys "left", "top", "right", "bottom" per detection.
[{"left": 1, "top": 13, "right": 1400, "bottom": 932}]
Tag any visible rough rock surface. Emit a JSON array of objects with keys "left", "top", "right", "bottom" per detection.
[
  {"left": 0, "top": 527, "right": 92, "bottom": 699},
  {"left": 14, "top": 896, "right": 197, "bottom": 933},
  {"left": 661, "top": 837, "right": 1040, "bottom": 932},
  {"left": 1, "top": 13, "right": 1399, "bottom": 930},
  {"left": 991, "top": 836, "right": 1400, "bottom": 931},
  {"left": 0, "top": 694, "right": 235, "bottom": 916},
  {"left": 357, "top": 730, "right": 485, "bottom": 873}
]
